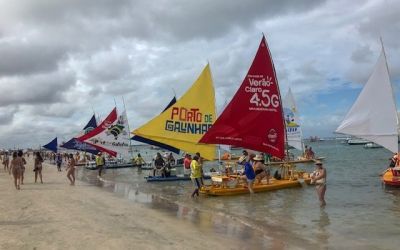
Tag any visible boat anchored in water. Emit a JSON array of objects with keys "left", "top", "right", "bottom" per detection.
[
  {"left": 198, "top": 35, "right": 305, "bottom": 196},
  {"left": 335, "top": 40, "right": 399, "bottom": 187}
]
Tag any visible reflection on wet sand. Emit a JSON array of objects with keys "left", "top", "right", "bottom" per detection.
[
  {"left": 79, "top": 171, "right": 274, "bottom": 249},
  {"left": 316, "top": 209, "right": 330, "bottom": 249}
]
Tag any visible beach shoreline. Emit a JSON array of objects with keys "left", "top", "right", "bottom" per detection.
[{"left": 0, "top": 156, "right": 275, "bottom": 250}]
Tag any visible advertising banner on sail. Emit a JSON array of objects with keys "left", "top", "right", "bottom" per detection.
[
  {"left": 61, "top": 138, "right": 100, "bottom": 155},
  {"left": 79, "top": 109, "right": 131, "bottom": 159},
  {"left": 132, "top": 64, "right": 216, "bottom": 160},
  {"left": 283, "top": 88, "right": 303, "bottom": 151},
  {"left": 131, "top": 97, "right": 181, "bottom": 154},
  {"left": 77, "top": 108, "right": 131, "bottom": 159},
  {"left": 200, "top": 36, "right": 285, "bottom": 159},
  {"left": 61, "top": 114, "right": 99, "bottom": 154}
]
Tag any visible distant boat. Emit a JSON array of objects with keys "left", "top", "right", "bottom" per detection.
[
  {"left": 347, "top": 139, "right": 370, "bottom": 145},
  {"left": 364, "top": 142, "right": 383, "bottom": 149}
]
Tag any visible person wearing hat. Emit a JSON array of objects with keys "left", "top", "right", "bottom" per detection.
[
  {"left": 311, "top": 161, "right": 327, "bottom": 207},
  {"left": 241, "top": 154, "right": 256, "bottom": 194},
  {"left": 95, "top": 152, "right": 105, "bottom": 177},
  {"left": 253, "top": 155, "right": 270, "bottom": 185}
]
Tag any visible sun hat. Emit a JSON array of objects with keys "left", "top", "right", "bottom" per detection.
[{"left": 253, "top": 155, "right": 263, "bottom": 161}]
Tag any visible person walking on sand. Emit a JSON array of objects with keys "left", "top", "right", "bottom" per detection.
[
  {"left": 190, "top": 155, "right": 202, "bottom": 197},
  {"left": 66, "top": 154, "right": 76, "bottom": 185},
  {"left": 18, "top": 150, "right": 26, "bottom": 185},
  {"left": 56, "top": 153, "right": 62, "bottom": 172},
  {"left": 34, "top": 152, "right": 44, "bottom": 183},
  {"left": 95, "top": 152, "right": 105, "bottom": 177},
  {"left": 3, "top": 151, "right": 10, "bottom": 173},
  {"left": 9, "top": 152, "right": 23, "bottom": 190},
  {"left": 310, "top": 161, "right": 327, "bottom": 207}
]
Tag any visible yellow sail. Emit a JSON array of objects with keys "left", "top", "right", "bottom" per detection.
[{"left": 132, "top": 64, "right": 216, "bottom": 160}]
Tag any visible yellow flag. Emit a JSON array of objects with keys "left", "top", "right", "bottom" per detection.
[{"left": 132, "top": 64, "right": 216, "bottom": 160}]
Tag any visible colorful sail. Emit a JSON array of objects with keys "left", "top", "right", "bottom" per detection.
[
  {"left": 43, "top": 137, "right": 58, "bottom": 153},
  {"left": 283, "top": 88, "right": 303, "bottom": 151},
  {"left": 61, "top": 114, "right": 100, "bottom": 154},
  {"left": 131, "top": 96, "right": 180, "bottom": 154},
  {"left": 77, "top": 108, "right": 132, "bottom": 159},
  {"left": 61, "top": 138, "right": 100, "bottom": 155},
  {"left": 336, "top": 48, "right": 398, "bottom": 153},
  {"left": 132, "top": 64, "right": 216, "bottom": 160},
  {"left": 200, "top": 36, "right": 285, "bottom": 159}
]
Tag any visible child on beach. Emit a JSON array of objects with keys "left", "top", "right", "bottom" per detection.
[
  {"left": 34, "top": 152, "right": 44, "bottom": 184},
  {"left": 66, "top": 154, "right": 76, "bottom": 185}
]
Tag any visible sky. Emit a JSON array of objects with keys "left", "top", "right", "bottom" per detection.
[{"left": 0, "top": 0, "right": 399, "bottom": 149}]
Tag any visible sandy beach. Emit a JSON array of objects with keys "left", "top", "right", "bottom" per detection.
[{"left": 0, "top": 156, "right": 268, "bottom": 250}]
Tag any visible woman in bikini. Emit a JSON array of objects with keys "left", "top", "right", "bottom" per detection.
[
  {"left": 18, "top": 150, "right": 26, "bottom": 185},
  {"left": 34, "top": 152, "right": 44, "bottom": 183},
  {"left": 311, "top": 161, "right": 327, "bottom": 207},
  {"left": 66, "top": 154, "right": 76, "bottom": 185},
  {"left": 10, "top": 152, "right": 23, "bottom": 190},
  {"left": 253, "top": 155, "right": 270, "bottom": 184}
]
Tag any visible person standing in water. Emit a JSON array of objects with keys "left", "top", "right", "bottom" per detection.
[
  {"left": 190, "top": 155, "right": 202, "bottom": 197},
  {"left": 34, "top": 152, "right": 44, "bottom": 183},
  {"left": 10, "top": 152, "right": 23, "bottom": 190},
  {"left": 95, "top": 152, "right": 105, "bottom": 177},
  {"left": 311, "top": 161, "right": 327, "bottom": 207},
  {"left": 66, "top": 154, "right": 76, "bottom": 185}
]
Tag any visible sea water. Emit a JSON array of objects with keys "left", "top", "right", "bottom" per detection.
[{"left": 77, "top": 141, "right": 400, "bottom": 249}]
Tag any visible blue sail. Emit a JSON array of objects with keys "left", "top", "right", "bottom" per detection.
[
  {"left": 43, "top": 137, "right": 58, "bottom": 153},
  {"left": 61, "top": 114, "right": 99, "bottom": 154},
  {"left": 131, "top": 96, "right": 180, "bottom": 154},
  {"left": 83, "top": 114, "right": 97, "bottom": 132},
  {"left": 61, "top": 138, "right": 100, "bottom": 155}
]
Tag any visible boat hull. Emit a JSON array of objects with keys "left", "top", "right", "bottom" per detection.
[
  {"left": 267, "top": 157, "right": 325, "bottom": 166},
  {"left": 200, "top": 178, "right": 301, "bottom": 196},
  {"left": 85, "top": 163, "right": 138, "bottom": 170},
  {"left": 382, "top": 169, "right": 400, "bottom": 187},
  {"left": 145, "top": 175, "right": 211, "bottom": 182}
]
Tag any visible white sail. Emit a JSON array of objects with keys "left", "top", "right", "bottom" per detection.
[
  {"left": 283, "top": 88, "right": 303, "bottom": 151},
  {"left": 85, "top": 109, "right": 131, "bottom": 161},
  {"left": 336, "top": 48, "right": 398, "bottom": 153}
]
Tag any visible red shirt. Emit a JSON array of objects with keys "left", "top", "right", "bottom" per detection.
[{"left": 184, "top": 157, "right": 191, "bottom": 169}]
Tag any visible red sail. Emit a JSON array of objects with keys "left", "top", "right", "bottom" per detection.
[
  {"left": 77, "top": 107, "right": 117, "bottom": 142},
  {"left": 199, "top": 36, "right": 285, "bottom": 159}
]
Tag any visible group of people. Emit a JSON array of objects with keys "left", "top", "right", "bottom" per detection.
[
  {"left": 238, "top": 151, "right": 272, "bottom": 194},
  {"left": 152, "top": 152, "right": 176, "bottom": 177},
  {"left": 303, "top": 145, "right": 315, "bottom": 159},
  {"left": 1, "top": 151, "right": 43, "bottom": 190}
]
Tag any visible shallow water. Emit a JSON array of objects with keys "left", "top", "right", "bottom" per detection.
[{"left": 77, "top": 141, "right": 400, "bottom": 249}]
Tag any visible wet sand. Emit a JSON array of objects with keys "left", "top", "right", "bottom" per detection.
[{"left": 0, "top": 156, "right": 266, "bottom": 250}]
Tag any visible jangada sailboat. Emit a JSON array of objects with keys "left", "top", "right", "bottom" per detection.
[
  {"left": 335, "top": 42, "right": 399, "bottom": 186},
  {"left": 132, "top": 64, "right": 217, "bottom": 181},
  {"left": 76, "top": 107, "right": 134, "bottom": 169},
  {"left": 198, "top": 35, "right": 302, "bottom": 196}
]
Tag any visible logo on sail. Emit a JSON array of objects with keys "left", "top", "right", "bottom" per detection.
[{"left": 267, "top": 129, "right": 278, "bottom": 144}]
